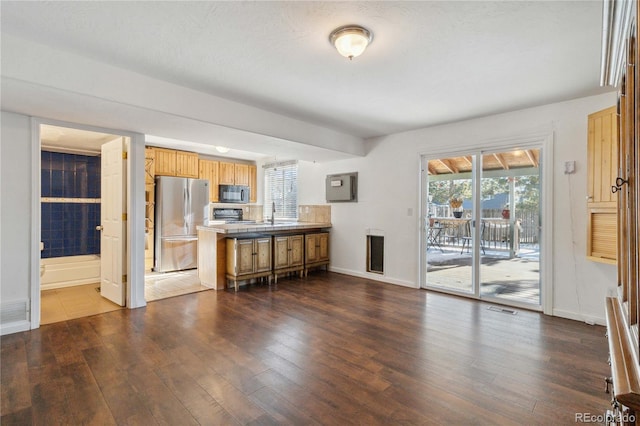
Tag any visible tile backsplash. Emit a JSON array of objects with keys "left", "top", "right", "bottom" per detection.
[
  {"left": 298, "top": 205, "right": 331, "bottom": 223},
  {"left": 41, "top": 151, "right": 101, "bottom": 258}
]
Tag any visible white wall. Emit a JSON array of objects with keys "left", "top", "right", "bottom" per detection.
[
  {"left": 298, "top": 92, "right": 618, "bottom": 324},
  {"left": 1, "top": 111, "right": 32, "bottom": 333}
]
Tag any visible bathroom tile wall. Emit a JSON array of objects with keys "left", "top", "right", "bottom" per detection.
[{"left": 41, "top": 151, "right": 101, "bottom": 258}]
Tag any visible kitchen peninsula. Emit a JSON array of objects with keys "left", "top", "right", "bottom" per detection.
[{"left": 197, "top": 205, "right": 331, "bottom": 290}]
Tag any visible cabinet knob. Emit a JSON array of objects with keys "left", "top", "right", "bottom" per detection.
[{"left": 586, "top": 195, "right": 593, "bottom": 201}]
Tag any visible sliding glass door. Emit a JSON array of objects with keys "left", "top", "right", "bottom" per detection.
[
  {"left": 422, "top": 146, "right": 542, "bottom": 309},
  {"left": 423, "top": 157, "right": 476, "bottom": 293},
  {"left": 479, "top": 148, "right": 541, "bottom": 305}
]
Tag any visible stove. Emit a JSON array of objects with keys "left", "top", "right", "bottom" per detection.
[{"left": 212, "top": 208, "right": 255, "bottom": 224}]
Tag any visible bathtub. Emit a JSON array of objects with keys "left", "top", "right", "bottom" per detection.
[{"left": 40, "top": 255, "right": 101, "bottom": 290}]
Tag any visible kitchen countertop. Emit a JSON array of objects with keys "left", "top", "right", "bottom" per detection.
[{"left": 197, "top": 221, "right": 332, "bottom": 234}]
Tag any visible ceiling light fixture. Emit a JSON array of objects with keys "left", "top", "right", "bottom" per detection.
[
  {"left": 215, "top": 146, "right": 230, "bottom": 153},
  {"left": 329, "top": 25, "right": 373, "bottom": 60}
]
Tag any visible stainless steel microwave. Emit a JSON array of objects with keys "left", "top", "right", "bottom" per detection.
[{"left": 219, "top": 185, "right": 250, "bottom": 203}]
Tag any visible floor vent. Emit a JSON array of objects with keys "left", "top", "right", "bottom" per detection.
[
  {"left": 1, "top": 299, "right": 29, "bottom": 324},
  {"left": 488, "top": 306, "right": 517, "bottom": 315}
]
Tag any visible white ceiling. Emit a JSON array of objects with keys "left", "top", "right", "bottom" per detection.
[{"left": 1, "top": 1, "right": 612, "bottom": 158}]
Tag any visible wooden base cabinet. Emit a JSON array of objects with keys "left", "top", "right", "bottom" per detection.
[
  {"left": 273, "top": 234, "right": 304, "bottom": 282},
  {"left": 226, "top": 236, "right": 272, "bottom": 291},
  {"left": 304, "top": 232, "right": 329, "bottom": 276}
]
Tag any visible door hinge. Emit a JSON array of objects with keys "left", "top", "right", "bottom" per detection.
[
  {"left": 122, "top": 274, "right": 127, "bottom": 283},
  {"left": 122, "top": 151, "right": 128, "bottom": 160},
  {"left": 122, "top": 213, "right": 127, "bottom": 221}
]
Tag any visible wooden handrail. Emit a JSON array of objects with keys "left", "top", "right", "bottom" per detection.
[{"left": 606, "top": 296, "right": 640, "bottom": 411}]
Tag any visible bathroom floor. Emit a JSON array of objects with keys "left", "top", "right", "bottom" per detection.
[
  {"left": 41, "top": 283, "right": 123, "bottom": 325},
  {"left": 40, "top": 270, "right": 211, "bottom": 325}
]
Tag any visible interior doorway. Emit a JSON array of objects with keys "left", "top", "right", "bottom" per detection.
[
  {"left": 39, "top": 124, "right": 126, "bottom": 324},
  {"left": 421, "top": 143, "right": 547, "bottom": 311}
]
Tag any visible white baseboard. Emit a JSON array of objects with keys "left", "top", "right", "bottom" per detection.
[
  {"left": 328, "top": 266, "right": 418, "bottom": 288},
  {"left": 552, "top": 308, "right": 605, "bottom": 326},
  {"left": 0, "top": 320, "right": 31, "bottom": 336}
]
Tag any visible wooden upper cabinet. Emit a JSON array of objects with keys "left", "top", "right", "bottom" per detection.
[
  {"left": 234, "top": 164, "right": 249, "bottom": 186},
  {"left": 144, "top": 147, "right": 155, "bottom": 185},
  {"left": 198, "top": 159, "right": 219, "bottom": 203},
  {"left": 587, "top": 106, "right": 618, "bottom": 264},
  {"left": 219, "top": 162, "right": 235, "bottom": 185},
  {"left": 153, "top": 148, "right": 177, "bottom": 176},
  {"left": 249, "top": 165, "right": 257, "bottom": 203},
  {"left": 151, "top": 148, "right": 199, "bottom": 178},
  {"left": 587, "top": 106, "right": 618, "bottom": 208},
  {"left": 176, "top": 151, "right": 199, "bottom": 178}
]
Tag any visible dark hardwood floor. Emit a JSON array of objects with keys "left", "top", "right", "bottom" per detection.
[{"left": 1, "top": 272, "right": 610, "bottom": 425}]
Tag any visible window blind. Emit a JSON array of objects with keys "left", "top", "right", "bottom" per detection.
[{"left": 263, "top": 161, "right": 298, "bottom": 220}]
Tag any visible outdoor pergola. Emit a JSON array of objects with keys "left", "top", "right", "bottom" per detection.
[{"left": 426, "top": 150, "right": 541, "bottom": 259}]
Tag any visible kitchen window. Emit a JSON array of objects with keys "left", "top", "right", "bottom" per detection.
[{"left": 264, "top": 160, "right": 298, "bottom": 220}]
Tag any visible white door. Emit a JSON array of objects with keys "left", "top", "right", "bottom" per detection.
[{"left": 100, "top": 137, "right": 126, "bottom": 306}]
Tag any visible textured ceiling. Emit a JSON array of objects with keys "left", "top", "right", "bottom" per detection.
[{"left": 2, "top": 1, "right": 612, "bottom": 144}]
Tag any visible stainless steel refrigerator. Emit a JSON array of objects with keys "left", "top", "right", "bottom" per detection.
[{"left": 155, "top": 176, "right": 209, "bottom": 272}]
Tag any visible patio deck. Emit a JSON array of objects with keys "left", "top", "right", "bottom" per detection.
[{"left": 426, "top": 244, "right": 540, "bottom": 305}]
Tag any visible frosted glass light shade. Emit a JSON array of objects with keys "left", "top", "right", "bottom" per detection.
[
  {"left": 329, "top": 26, "right": 373, "bottom": 60},
  {"left": 215, "top": 146, "right": 230, "bottom": 153}
]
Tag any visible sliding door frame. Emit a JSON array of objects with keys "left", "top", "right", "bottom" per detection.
[{"left": 419, "top": 131, "right": 554, "bottom": 315}]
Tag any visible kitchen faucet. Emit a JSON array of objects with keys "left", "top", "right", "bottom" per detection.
[{"left": 270, "top": 202, "right": 275, "bottom": 225}]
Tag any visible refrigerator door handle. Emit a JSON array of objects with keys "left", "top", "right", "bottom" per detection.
[{"left": 183, "top": 187, "right": 188, "bottom": 230}]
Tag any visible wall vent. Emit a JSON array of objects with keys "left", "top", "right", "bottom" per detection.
[
  {"left": 367, "top": 234, "right": 384, "bottom": 274},
  {"left": 1, "top": 299, "right": 29, "bottom": 324}
]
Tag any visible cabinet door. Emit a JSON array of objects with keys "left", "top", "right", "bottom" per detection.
[
  {"left": 273, "top": 236, "right": 290, "bottom": 269},
  {"left": 176, "top": 151, "right": 199, "bottom": 178},
  {"left": 305, "top": 234, "right": 318, "bottom": 263},
  {"left": 235, "top": 239, "right": 255, "bottom": 275},
  {"left": 249, "top": 165, "right": 257, "bottom": 203},
  {"left": 318, "top": 233, "right": 329, "bottom": 261},
  {"left": 199, "top": 160, "right": 219, "bottom": 202},
  {"left": 219, "top": 162, "right": 235, "bottom": 185},
  {"left": 144, "top": 147, "right": 155, "bottom": 184},
  {"left": 154, "top": 148, "right": 176, "bottom": 176},
  {"left": 587, "top": 209, "right": 617, "bottom": 263},
  {"left": 255, "top": 237, "right": 272, "bottom": 272},
  {"left": 587, "top": 106, "right": 618, "bottom": 208},
  {"left": 235, "top": 164, "right": 249, "bottom": 186},
  {"left": 289, "top": 235, "right": 304, "bottom": 266}
]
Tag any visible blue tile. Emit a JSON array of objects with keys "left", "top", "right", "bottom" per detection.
[
  {"left": 41, "top": 170, "right": 51, "bottom": 197},
  {"left": 50, "top": 152, "right": 64, "bottom": 171},
  {"left": 63, "top": 154, "right": 75, "bottom": 172},
  {"left": 51, "top": 170, "right": 64, "bottom": 197},
  {"left": 77, "top": 170, "right": 88, "bottom": 198},
  {"left": 62, "top": 171, "right": 74, "bottom": 197},
  {"left": 41, "top": 203, "right": 51, "bottom": 217},
  {"left": 51, "top": 229, "right": 64, "bottom": 240},
  {"left": 41, "top": 151, "right": 51, "bottom": 170}
]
